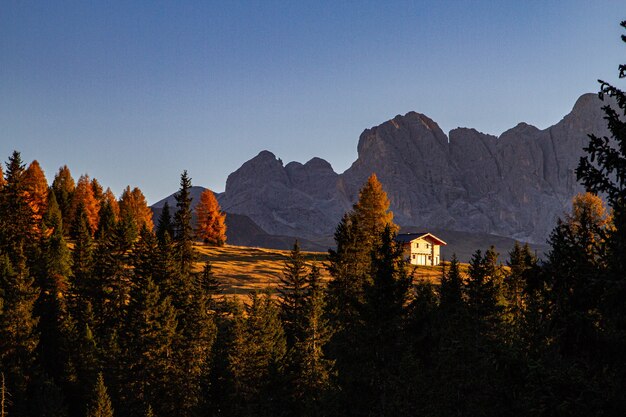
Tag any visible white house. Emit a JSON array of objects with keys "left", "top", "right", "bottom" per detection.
[{"left": 395, "top": 232, "right": 447, "bottom": 266}]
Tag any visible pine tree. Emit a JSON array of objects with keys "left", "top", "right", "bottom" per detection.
[
  {"left": 227, "top": 293, "right": 286, "bottom": 416},
  {"left": 122, "top": 276, "right": 177, "bottom": 417},
  {"left": 283, "top": 265, "right": 333, "bottom": 416},
  {"left": 0, "top": 253, "right": 39, "bottom": 416},
  {"left": 346, "top": 226, "right": 410, "bottom": 416},
  {"left": 156, "top": 201, "right": 174, "bottom": 244},
  {"left": 101, "top": 188, "right": 120, "bottom": 221},
  {"left": 36, "top": 191, "right": 76, "bottom": 387},
  {"left": 70, "top": 203, "right": 95, "bottom": 303},
  {"left": 86, "top": 373, "right": 114, "bottom": 417},
  {"left": 194, "top": 189, "right": 227, "bottom": 246},
  {"left": 91, "top": 178, "right": 103, "bottom": 203},
  {"left": 327, "top": 175, "right": 398, "bottom": 329},
  {"left": 52, "top": 165, "right": 75, "bottom": 235},
  {"left": 0, "top": 151, "right": 36, "bottom": 268},
  {"left": 119, "top": 186, "right": 154, "bottom": 233},
  {"left": 173, "top": 171, "right": 195, "bottom": 276},
  {"left": 576, "top": 20, "right": 626, "bottom": 371},
  {"left": 277, "top": 241, "right": 309, "bottom": 346},
  {"left": 439, "top": 254, "right": 464, "bottom": 314},
  {"left": 465, "top": 247, "right": 502, "bottom": 330}
]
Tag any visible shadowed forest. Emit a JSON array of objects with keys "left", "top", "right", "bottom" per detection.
[{"left": 1, "top": 20, "right": 626, "bottom": 417}]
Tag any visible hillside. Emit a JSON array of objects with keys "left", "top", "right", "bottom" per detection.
[{"left": 193, "top": 243, "right": 453, "bottom": 297}]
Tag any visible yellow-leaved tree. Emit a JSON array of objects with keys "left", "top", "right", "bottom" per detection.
[
  {"left": 195, "top": 189, "right": 227, "bottom": 246},
  {"left": 353, "top": 173, "right": 398, "bottom": 245}
]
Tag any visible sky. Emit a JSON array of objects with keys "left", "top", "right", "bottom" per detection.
[{"left": 1, "top": 1, "right": 625, "bottom": 204}]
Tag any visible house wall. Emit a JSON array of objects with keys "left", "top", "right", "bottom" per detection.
[{"left": 406, "top": 237, "right": 442, "bottom": 266}]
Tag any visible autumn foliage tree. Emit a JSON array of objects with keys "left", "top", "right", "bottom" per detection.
[
  {"left": 118, "top": 186, "right": 154, "bottom": 233},
  {"left": 22, "top": 160, "right": 49, "bottom": 236},
  {"left": 194, "top": 189, "right": 226, "bottom": 246},
  {"left": 70, "top": 175, "right": 100, "bottom": 234}
]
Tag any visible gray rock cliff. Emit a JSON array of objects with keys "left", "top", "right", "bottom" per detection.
[{"left": 216, "top": 93, "right": 612, "bottom": 244}]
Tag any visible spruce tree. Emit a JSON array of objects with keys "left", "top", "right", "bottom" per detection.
[
  {"left": 86, "top": 373, "right": 114, "bottom": 417},
  {"left": 173, "top": 170, "right": 195, "bottom": 276},
  {"left": 227, "top": 293, "right": 286, "bottom": 416},
  {"left": 0, "top": 253, "right": 39, "bottom": 416},
  {"left": 156, "top": 201, "right": 174, "bottom": 244},
  {"left": 122, "top": 276, "right": 177, "bottom": 417},
  {"left": 52, "top": 165, "right": 76, "bottom": 235},
  {"left": 0, "top": 151, "right": 36, "bottom": 268},
  {"left": 277, "top": 241, "right": 309, "bottom": 346}
]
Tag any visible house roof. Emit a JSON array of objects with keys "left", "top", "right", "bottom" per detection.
[{"left": 395, "top": 232, "right": 447, "bottom": 246}]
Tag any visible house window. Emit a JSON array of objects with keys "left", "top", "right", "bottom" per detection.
[
  {"left": 412, "top": 254, "right": 415, "bottom": 259},
  {"left": 426, "top": 244, "right": 430, "bottom": 249},
  {"left": 415, "top": 243, "right": 419, "bottom": 248}
]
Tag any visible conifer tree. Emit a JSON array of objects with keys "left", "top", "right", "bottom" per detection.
[
  {"left": 465, "top": 247, "right": 502, "bottom": 331},
  {"left": 123, "top": 276, "right": 177, "bottom": 417},
  {"left": 70, "top": 203, "right": 95, "bottom": 303},
  {"left": 0, "top": 151, "right": 36, "bottom": 268},
  {"left": 118, "top": 186, "right": 154, "bottom": 232},
  {"left": 0, "top": 253, "right": 39, "bottom": 415},
  {"left": 283, "top": 265, "right": 333, "bottom": 416},
  {"left": 70, "top": 175, "right": 100, "bottom": 234},
  {"left": 576, "top": 21, "right": 626, "bottom": 370},
  {"left": 23, "top": 160, "right": 49, "bottom": 237},
  {"left": 36, "top": 191, "right": 76, "bottom": 386},
  {"left": 327, "top": 174, "right": 398, "bottom": 328},
  {"left": 86, "top": 373, "right": 114, "bottom": 417},
  {"left": 543, "top": 193, "right": 611, "bottom": 359},
  {"left": 194, "top": 189, "right": 227, "bottom": 246},
  {"left": 173, "top": 171, "right": 195, "bottom": 276},
  {"left": 439, "top": 254, "right": 465, "bottom": 317},
  {"left": 156, "top": 201, "right": 174, "bottom": 244},
  {"left": 227, "top": 293, "right": 286, "bottom": 416},
  {"left": 353, "top": 173, "right": 398, "bottom": 244},
  {"left": 277, "top": 241, "right": 309, "bottom": 345},
  {"left": 102, "top": 188, "right": 120, "bottom": 220},
  {"left": 0, "top": 164, "right": 5, "bottom": 190},
  {"left": 52, "top": 165, "right": 76, "bottom": 235},
  {"left": 91, "top": 178, "right": 103, "bottom": 203},
  {"left": 504, "top": 242, "right": 538, "bottom": 334},
  {"left": 345, "top": 226, "right": 410, "bottom": 416}
]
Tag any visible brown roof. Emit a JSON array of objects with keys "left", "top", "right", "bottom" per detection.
[{"left": 395, "top": 232, "right": 447, "bottom": 246}]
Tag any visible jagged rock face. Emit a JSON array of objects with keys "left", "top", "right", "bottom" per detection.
[
  {"left": 218, "top": 93, "right": 611, "bottom": 244},
  {"left": 218, "top": 151, "right": 350, "bottom": 238}
]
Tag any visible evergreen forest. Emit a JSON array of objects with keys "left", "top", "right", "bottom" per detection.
[{"left": 1, "top": 19, "right": 626, "bottom": 417}]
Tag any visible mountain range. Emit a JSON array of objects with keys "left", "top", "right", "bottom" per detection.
[{"left": 153, "top": 93, "right": 610, "bottom": 259}]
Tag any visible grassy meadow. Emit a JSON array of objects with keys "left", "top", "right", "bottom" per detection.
[{"left": 193, "top": 243, "right": 464, "bottom": 297}]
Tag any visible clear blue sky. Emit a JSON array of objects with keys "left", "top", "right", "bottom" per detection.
[{"left": 1, "top": 1, "right": 624, "bottom": 203}]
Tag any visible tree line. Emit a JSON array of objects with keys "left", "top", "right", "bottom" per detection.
[{"left": 1, "top": 19, "right": 625, "bottom": 417}]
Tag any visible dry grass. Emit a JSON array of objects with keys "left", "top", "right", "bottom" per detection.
[
  {"left": 193, "top": 244, "right": 330, "bottom": 296},
  {"left": 193, "top": 244, "right": 472, "bottom": 298}
]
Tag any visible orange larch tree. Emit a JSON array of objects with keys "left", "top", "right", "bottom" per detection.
[
  {"left": 119, "top": 186, "right": 154, "bottom": 232},
  {"left": 0, "top": 164, "right": 5, "bottom": 189},
  {"left": 195, "top": 189, "right": 227, "bottom": 246},
  {"left": 71, "top": 174, "right": 100, "bottom": 234},
  {"left": 23, "top": 160, "right": 49, "bottom": 236}
]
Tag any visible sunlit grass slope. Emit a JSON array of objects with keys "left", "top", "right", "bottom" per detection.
[{"left": 193, "top": 244, "right": 464, "bottom": 297}]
